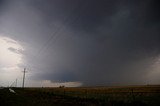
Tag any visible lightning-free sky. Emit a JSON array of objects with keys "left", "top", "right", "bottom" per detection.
[{"left": 0, "top": 0, "right": 160, "bottom": 87}]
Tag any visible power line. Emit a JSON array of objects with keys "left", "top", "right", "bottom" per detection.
[
  {"left": 37, "top": 1, "right": 90, "bottom": 56},
  {"left": 26, "top": 1, "right": 89, "bottom": 73},
  {"left": 36, "top": 2, "right": 87, "bottom": 57}
]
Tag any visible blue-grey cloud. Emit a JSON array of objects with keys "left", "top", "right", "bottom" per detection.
[{"left": 0, "top": 0, "right": 160, "bottom": 86}]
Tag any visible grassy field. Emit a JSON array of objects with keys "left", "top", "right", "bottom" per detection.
[{"left": 0, "top": 85, "right": 160, "bottom": 106}]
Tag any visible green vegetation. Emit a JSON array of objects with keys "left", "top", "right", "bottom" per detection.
[{"left": 0, "top": 85, "right": 160, "bottom": 106}]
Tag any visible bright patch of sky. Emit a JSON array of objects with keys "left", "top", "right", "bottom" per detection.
[{"left": 0, "top": 35, "right": 24, "bottom": 87}]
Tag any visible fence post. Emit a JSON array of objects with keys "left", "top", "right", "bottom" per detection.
[{"left": 131, "top": 89, "right": 135, "bottom": 101}]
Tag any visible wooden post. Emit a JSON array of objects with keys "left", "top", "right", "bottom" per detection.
[{"left": 22, "top": 68, "right": 27, "bottom": 88}]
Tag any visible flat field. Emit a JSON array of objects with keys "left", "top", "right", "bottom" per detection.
[{"left": 0, "top": 85, "right": 160, "bottom": 106}]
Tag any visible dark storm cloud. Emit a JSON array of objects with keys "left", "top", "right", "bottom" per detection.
[
  {"left": 0, "top": 0, "right": 8, "bottom": 14},
  {"left": 0, "top": 0, "right": 5, "bottom": 7},
  {"left": 1, "top": 0, "right": 160, "bottom": 86},
  {"left": 34, "top": 0, "right": 160, "bottom": 85}
]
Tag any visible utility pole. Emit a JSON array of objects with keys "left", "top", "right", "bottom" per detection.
[
  {"left": 15, "top": 79, "right": 17, "bottom": 87},
  {"left": 22, "top": 68, "right": 27, "bottom": 88}
]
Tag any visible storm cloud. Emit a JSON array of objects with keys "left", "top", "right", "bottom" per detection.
[{"left": 0, "top": 0, "right": 160, "bottom": 86}]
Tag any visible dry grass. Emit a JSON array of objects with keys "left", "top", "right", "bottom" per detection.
[{"left": 0, "top": 85, "right": 160, "bottom": 106}]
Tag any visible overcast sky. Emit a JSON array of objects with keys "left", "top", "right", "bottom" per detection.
[{"left": 0, "top": 0, "right": 160, "bottom": 87}]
